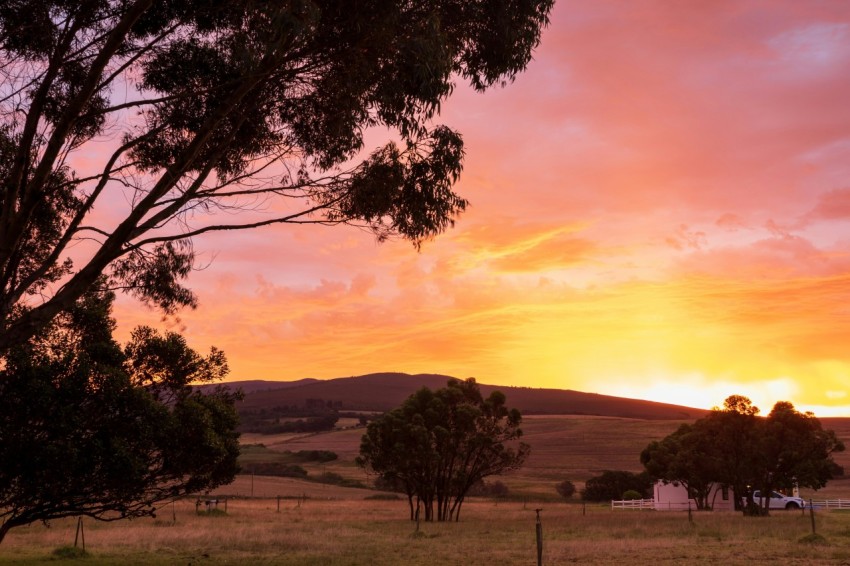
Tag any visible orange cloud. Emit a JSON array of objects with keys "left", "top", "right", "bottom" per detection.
[{"left": 109, "top": 1, "right": 850, "bottom": 417}]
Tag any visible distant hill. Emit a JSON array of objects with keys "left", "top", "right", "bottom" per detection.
[
  {"left": 198, "top": 378, "right": 319, "bottom": 395},
  {"left": 230, "top": 372, "right": 706, "bottom": 420}
]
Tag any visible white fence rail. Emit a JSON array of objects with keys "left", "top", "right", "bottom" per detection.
[
  {"left": 809, "top": 499, "right": 850, "bottom": 510},
  {"left": 611, "top": 498, "right": 655, "bottom": 510},
  {"left": 611, "top": 498, "right": 850, "bottom": 511}
]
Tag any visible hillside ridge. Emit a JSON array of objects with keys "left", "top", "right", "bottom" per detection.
[{"left": 230, "top": 372, "right": 707, "bottom": 420}]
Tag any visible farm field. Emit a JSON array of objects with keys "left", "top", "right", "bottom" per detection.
[
  {"left": 3, "top": 497, "right": 850, "bottom": 565},
  {"left": 236, "top": 414, "right": 850, "bottom": 500},
  {"left": 4, "top": 414, "right": 850, "bottom": 563}
]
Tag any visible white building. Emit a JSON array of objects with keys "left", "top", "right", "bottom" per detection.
[{"left": 653, "top": 481, "right": 736, "bottom": 511}]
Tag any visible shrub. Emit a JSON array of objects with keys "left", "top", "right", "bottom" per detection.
[
  {"left": 467, "top": 480, "right": 510, "bottom": 498},
  {"left": 365, "top": 493, "right": 402, "bottom": 501},
  {"left": 314, "top": 472, "right": 366, "bottom": 489},
  {"left": 555, "top": 480, "right": 576, "bottom": 499},
  {"left": 289, "top": 450, "right": 338, "bottom": 463},
  {"left": 52, "top": 546, "right": 88, "bottom": 559},
  {"left": 622, "top": 490, "right": 642, "bottom": 500},
  {"left": 581, "top": 470, "right": 652, "bottom": 502},
  {"left": 246, "top": 463, "right": 308, "bottom": 478},
  {"left": 374, "top": 475, "right": 406, "bottom": 493}
]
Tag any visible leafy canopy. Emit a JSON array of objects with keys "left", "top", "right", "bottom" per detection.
[
  {"left": 0, "top": 288, "right": 240, "bottom": 543},
  {"left": 358, "top": 378, "right": 529, "bottom": 522},
  {"left": 640, "top": 395, "right": 845, "bottom": 514},
  {"left": 0, "top": 0, "right": 553, "bottom": 352}
]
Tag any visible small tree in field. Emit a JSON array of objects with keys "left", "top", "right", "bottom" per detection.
[
  {"left": 640, "top": 422, "right": 722, "bottom": 510},
  {"left": 358, "top": 378, "right": 529, "bottom": 522},
  {"left": 556, "top": 480, "right": 576, "bottom": 499},
  {"left": 0, "top": 289, "right": 240, "bottom": 544}
]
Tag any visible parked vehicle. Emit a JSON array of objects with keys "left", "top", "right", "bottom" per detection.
[{"left": 751, "top": 490, "right": 805, "bottom": 509}]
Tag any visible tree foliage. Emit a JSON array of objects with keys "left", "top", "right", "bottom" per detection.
[
  {"left": 555, "top": 479, "right": 576, "bottom": 499},
  {"left": 580, "top": 470, "right": 653, "bottom": 502},
  {"left": 0, "top": 288, "right": 240, "bottom": 543},
  {"left": 357, "top": 378, "right": 529, "bottom": 522},
  {"left": 0, "top": 0, "right": 553, "bottom": 353},
  {"left": 640, "top": 395, "right": 844, "bottom": 515}
]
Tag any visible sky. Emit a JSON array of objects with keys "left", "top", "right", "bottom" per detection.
[{"left": 113, "top": 0, "right": 850, "bottom": 416}]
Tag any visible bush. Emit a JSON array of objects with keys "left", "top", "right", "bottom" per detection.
[
  {"left": 289, "top": 450, "right": 338, "bottom": 463},
  {"left": 555, "top": 480, "right": 576, "bottom": 499},
  {"left": 373, "top": 475, "right": 406, "bottom": 493},
  {"left": 52, "top": 546, "right": 88, "bottom": 559},
  {"left": 364, "top": 493, "right": 402, "bottom": 501},
  {"left": 314, "top": 472, "right": 366, "bottom": 489},
  {"left": 581, "top": 470, "right": 652, "bottom": 502},
  {"left": 468, "top": 480, "right": 509, "bottom": 498},
  {"left": 246, "top": 463, "right": 308, "bottom": 478},
  {"left": 622, "top": 490, "right": 642, "bottom": 500}
]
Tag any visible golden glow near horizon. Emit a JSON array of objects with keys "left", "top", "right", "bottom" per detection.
[{"left": 115, "top": 1, "right": 850, "bottom": 417}]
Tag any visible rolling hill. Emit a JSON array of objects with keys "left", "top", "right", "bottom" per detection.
[
  {"left": 230, "top": 372, "right": 707, "bottom": 420},
  {"left": 222, "top": 373, "right": 850, "bottom": 501}
]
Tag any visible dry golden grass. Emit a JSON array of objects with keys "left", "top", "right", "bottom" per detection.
[
  {"left": 4, "top": 497, "right": 850, "bottom": 565},
  {"left": 240, "top": 414, "right": 850, "bottom": 500},
  {"left": 5, "top": 414, "right": 850, "bottom": 563}
]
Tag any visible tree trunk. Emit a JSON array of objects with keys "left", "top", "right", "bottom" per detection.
[{"left": 0, "top": 518, "right": 16, "bottom": 545}]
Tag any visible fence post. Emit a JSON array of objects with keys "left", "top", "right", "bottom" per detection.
[
  {"left": 535, "top": 509, "right": 543, "bottom": 566},
  {"left": 809, "top": 499, "right": 816, "bottom": 534}
]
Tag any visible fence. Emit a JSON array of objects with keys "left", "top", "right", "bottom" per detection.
[
  {"left": 613, "top": 498, "right": 850, "bottom": 512},
  {"left": 611, "top": 498, "right": 655, "bottom": 510},
  {"left": 809, "top": 499, "right": 850, "bottom": 510}
]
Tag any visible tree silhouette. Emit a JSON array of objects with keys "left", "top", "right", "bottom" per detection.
[
  {"left": 641, "top": 395, "right": 844, "bottom": 515},
  {"left": 358, "top": 378, "right": 529, "bottom": 522},
  {"left": 0, "top": 288, "right": 240, "bottom": 543},
  {"left": 0, "top": 0, "right": 554, "bottom": 353}
]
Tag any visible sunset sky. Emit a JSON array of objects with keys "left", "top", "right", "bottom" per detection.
[{"left": 114, "top": 0, "right": 850, "bottom": 416}]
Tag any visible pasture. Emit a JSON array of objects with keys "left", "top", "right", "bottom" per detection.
[
  {"left": 2, "top": 497, "right": 850, "bottom": 565},
  {"left": 237, "top": 414, "right": 850, "bottom": 500},
  {"left": 4, "top": 414, "right": 850, "bottom": 564}
]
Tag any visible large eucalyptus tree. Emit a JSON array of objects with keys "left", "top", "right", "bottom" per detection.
[{"left": 0, "top": 0, "right": 553, "bottom": 352}]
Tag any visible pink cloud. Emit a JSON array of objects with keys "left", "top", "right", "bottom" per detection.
[
  {"left": 805, "top": 188, "right": 850, "bottom": 220},
  {"left": 102, "top": 1, "right": 850, "bottom": 413}
]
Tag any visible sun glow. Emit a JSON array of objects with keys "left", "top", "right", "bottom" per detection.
[{"left": 112, "top": 1, "right": 850, "bottom": 418}]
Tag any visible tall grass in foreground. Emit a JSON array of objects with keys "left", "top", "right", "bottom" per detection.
[{"left": 2, "top": 499, "right": 850, "bottom": 565}]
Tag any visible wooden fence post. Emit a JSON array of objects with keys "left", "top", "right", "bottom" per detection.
[
  {"left": 535, "top": 508, "right": 543, "bottom": 566},
  {"left": 809, "top": 499, "right": 816, "bottom": 534}
]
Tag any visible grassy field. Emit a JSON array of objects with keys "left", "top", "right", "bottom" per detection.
[
  {"left": 3, "top": 497, "right": 850, "bottom": 565},
  {"left": 237, "top": 414, "right": 850, "bottom": 500},
  {"left": 4, "top": 414, "right": 850, "bottom": 563}
]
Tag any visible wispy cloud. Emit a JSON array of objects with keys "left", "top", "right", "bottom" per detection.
[{"left": 111, "top": 0, "right": 850, "bottom": 415}]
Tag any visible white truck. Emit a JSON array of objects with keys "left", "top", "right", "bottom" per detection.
[{"left": 751, "top": 490, "right": 805, "bottom": 510}]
